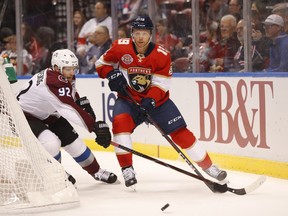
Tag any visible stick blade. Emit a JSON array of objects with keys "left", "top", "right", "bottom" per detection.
[
  {"left": 228, "top": 175, "right": 266, "bottom": 195},
  {"left": 244, "top": 175, "right": 266, "bottom": 194}
]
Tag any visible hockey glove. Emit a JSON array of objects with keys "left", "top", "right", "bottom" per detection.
[
  {"left": 76, "top": 97, "right": 96, "bottom": 120},
  {"left": 94, "top": 121, "right": 111, "bottom": 148},
  {"left": 107, "top": 69, "right": 127, "bottom": 96},
  {"left": 137, "top": 98, "right": 156, "bottom": 122}
]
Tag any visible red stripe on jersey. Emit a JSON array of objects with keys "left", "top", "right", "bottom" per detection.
[
  {"left": 96, "top": 64, "right": 113, "bottom": 78},
  {"left": 112, "top": 113, "right": 135, "bottom": 134}
]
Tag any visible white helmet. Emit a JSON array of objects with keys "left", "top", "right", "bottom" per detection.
[{"left": 51, "top": 49, "right": 78, "bottom": 73}]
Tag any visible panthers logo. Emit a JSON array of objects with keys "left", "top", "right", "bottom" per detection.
[{"left": 129, "top": 73, "right": 151, "bottom": 92}]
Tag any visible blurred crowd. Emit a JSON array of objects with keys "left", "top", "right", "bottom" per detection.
[{"left": 1, "top": 0, "right": 288, "bottom": 74}]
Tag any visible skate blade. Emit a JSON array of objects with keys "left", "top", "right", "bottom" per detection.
[
  {"left": 73, "top": 183, "right": 78, "bottom": 189},
  {"left": 129, "top": 185, "right": 136, "bottom": 192},
  {"left": 128, "top": 184, "right": 137, "bottom": 192}
]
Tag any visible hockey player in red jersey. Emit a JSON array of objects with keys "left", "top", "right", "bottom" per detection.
[
  {"left": 17, "top": 49, "right": 117, "bottom": 185},
  {"left": 96, "top": 15, "right": 227, "bottom": 187}
]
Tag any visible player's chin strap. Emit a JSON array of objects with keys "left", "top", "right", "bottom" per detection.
[{"left": 123, "top": 88, "right": 219, "bottom": 193}]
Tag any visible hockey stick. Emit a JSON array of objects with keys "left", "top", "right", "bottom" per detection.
[
  {"left": 123, "top": 89, "right": 218, "bottom": 192},
  {"left": 111, "top": 141, "right": 266, "bottom": 195}
]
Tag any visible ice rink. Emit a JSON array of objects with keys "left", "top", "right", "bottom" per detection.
[{"left": 11, "top": 151, "right": 288, "bottom": 216}]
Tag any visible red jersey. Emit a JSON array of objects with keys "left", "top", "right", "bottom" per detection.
[
  {"left": 156, "top": 33, "right": 179, "bottom": 52},
  {"left": 96, "top": 38, "right": 173, "bottom": 106}
]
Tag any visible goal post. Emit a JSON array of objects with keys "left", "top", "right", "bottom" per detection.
[{"left": 0, "top": 65, "right": 79, "bottom": 213}]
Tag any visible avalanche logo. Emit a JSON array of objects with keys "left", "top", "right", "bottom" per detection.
[
  {"left": 121, "top": 54, "right": 133, "bottom": 65},
  {"left": 58, "top": 75, "right": 68, "bottom": 83}
]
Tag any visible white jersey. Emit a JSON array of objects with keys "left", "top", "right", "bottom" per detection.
[
  {"left": 17, "top": 68, "right": 95, "bottom": 132},
  {"left": 78, "top": 16, "right": 112, "bottom": 38}
]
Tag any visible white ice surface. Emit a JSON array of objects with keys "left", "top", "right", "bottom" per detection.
[{"left": 10, "top": 151, "right": 288, "bottom": 216}]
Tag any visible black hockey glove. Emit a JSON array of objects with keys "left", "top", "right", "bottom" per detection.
[
  {"left": 107, "top": 69, "right": 127, "bottom": 96},
  {"left": 76, "top": 97, "right": 96, "bottom": 120},
  {"left": 137, "top": 98, "right": 156, "bottom": 122},
  {"left": 94, "top": 121, "right": 111, "bottom": 148}
]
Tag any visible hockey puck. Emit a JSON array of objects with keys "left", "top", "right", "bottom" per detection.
[{"left": 161, "top": 203, "right": 170, "bottom": 211}]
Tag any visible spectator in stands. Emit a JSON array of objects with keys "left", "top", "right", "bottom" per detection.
[
  {"left": 199, "top": 0, "right": 209, "bottom": 31},
  {"left": 33, "top": 26, "right": 56, "bottom": 73},
  {"left": 251, "top": 0, "right": 267, "bottom": 39},
  {"left": 78, "top": 25, "right": 112, "bottom": 74},
  {"left": 121, "top": 0, "right": 140, "bottom": 19},
  {"left": 118, "top": 26, "right": 130, "bottom": 39},
  {"left": 119, "top": 0, "right": 148, "bottom": 27},
  {"left": 155, "top": 19, "right": 183, "bottom": 60},
  {"left": 233, "top": 19, "right": 268, "bottom": 72},
  {"left": 0, "top": 27, "right": 13, "bottom": 54},
  {"left": 272, "top": 3, "right": 288, "bottom": 34},
  {"left": 206, "top": 0, "right": 229, "bottom": 24},
  {"left": 263, "top": 14, "right": 288, "bottom": 72},
  {"left": 73, "top": 0, "right": 95, "bottom": 21},
  {"left": 77, "top": 1, "right": 112, "bottom": 54},
  {"left": 78, "top": 1, "right": 112, "bottom": 38},
  {"left": 22, "top": 22, "right": 38, "bottom": 58},
  {"left": 228, "top": 0, "right": 242, "bottom": 22},
  {"left": 1, "top": 35, "right": 33, "bottom": 75},
  {"left": 73, "top": 9, "right": 87, "bottom": 41},
  {"left": 209, "top": 14, "right": 240, "bottom": 72},
  {"left": 198, "top": 18, "right": 222, "bottom": 72}
]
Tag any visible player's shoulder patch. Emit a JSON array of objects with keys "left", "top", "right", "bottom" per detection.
[
  {"left": 58, "top": 75, "right": 68, "bottom": 83},
  {"left": 46, "top": 70, "right": 68, "bottom": 88},
  {"left": 121, "top": 54, "right": 133, "bottom": 65}
]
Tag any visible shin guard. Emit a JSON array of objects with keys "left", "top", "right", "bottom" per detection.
[{"left": 64, "top": 138, "right": 100, "bottom": 174}]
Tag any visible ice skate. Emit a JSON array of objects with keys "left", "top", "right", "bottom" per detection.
[
  {"left": 122, "top": 166, "right": 137, "bottom": 187},
  {"left": 93, "top": 168, "right": 118, "bottom": 184},
  {"left": 203, "top": 164, "right": 227, "bottom": 181}
]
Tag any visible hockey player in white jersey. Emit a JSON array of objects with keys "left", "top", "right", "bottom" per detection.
[{"left": 17, "top": 49, "right": 117, "bottom": 184}]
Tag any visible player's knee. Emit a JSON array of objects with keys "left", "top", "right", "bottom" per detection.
[
  {"left": 170, "top": 127, "right": 196, "bottom": 149},
  {"left": 38, "top": 129, "right": 61, "bottom": 157},
  {"left": 112, "top": 113, "right": 135, "bottom": 134}
]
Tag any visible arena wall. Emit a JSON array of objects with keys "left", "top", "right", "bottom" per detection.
[{"left": 14, "top": 73, "right": 288, "bottom": 179}]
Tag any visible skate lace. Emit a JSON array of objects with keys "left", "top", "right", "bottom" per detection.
[
  {"left": 122, "top": 167, "right": 136, "bottom": 181},
  {"left": 95, "top": 169, "right": 111, "bottom": 181},
  {"left": 205, "top": 165, "right": 221, "bottom": 177}
]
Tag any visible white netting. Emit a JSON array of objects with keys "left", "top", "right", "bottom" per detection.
[{"left": 0, "top": 66, "right": 79, "bottom": 213}]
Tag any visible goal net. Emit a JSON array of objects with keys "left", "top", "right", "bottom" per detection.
[{"left": 0, "top": 66, "right": 79, "bottom": 213}]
